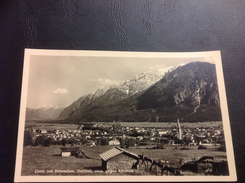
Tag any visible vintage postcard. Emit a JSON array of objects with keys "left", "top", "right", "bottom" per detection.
[{"left": 15, "top": 49, "right": 236, "bottom": 182}]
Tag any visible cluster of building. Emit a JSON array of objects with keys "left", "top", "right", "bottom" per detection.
[{"left": 25, "top": 119, "right": 225, "bottom": 147}]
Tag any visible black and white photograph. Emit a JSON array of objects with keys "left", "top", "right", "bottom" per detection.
[{"left": 14, "top": 49, "right": 236, "bottom": 182}]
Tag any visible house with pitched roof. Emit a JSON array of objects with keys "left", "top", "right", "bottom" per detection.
[
  {"left": 108, "top": 139, "right": 120, "bottom": 145},
  {"left": 100, "top": 147, "right": 140, "bottom": 171}
]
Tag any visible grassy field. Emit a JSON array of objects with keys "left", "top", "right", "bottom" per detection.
[
  {"left": 118, "top": 121, "right": 223, "bottom": 128},
  {"left": 25, "top": 121, "right": 80, "bottom": 130},
  {"left": 21, "top": 144, "right": 227, "bottom": 176},
  {"left": 25, "top": 121, "right": 223, "bottom": 130}
]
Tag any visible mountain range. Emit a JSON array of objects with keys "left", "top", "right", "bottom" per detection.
[
  {"left": 26, "top": 106, "right": 65, "bottom": 121},
  {"left": 57, "top": 62, "right": 222, "bottom": 122},
  {"left": 58, "top": 71, "right": 163, "bottom": 120}
]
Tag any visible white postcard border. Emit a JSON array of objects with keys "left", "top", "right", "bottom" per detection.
[{"left": 14, "top": 49, "right": 237, "bottom": 182}]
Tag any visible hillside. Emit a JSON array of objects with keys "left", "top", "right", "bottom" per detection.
[
  {"left": 58, "top": 71, "right": 163, "bottom": 120},
  {"left": 26, "top": 106, "right": 64, "bottom": 121},
  {"left": 58, "top": 62, "right": 222, "bottom": 122}
]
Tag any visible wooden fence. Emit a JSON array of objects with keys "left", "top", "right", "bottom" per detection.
[{"left": 137, "top": 155, "right": 181, "bottom": 176}]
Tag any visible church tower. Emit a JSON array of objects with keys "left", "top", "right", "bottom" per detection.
[{"left": 176, "top": 118, "right": 182, "bottom": 139}]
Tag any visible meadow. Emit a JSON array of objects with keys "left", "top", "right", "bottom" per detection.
[
  {"left": 22, "top": 121, "right": 226, "bottom": 175},
  {"left": 25, "top": 121, "right": 80, "bottom": 130},
  {"left": 118, "top": 121, "right": 223, "bottom": 128},
  {"left": 21, "top": 144, "right": 226, "bottom": 176},
  {"left": 25, "top": 121, "right": 223, "bottom": 130}
]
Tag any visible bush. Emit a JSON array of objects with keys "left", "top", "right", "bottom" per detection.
[
  {"left": 139, "top": 142, "right": 148, "bottom": 146},
  {"left": 198, "top": 145, "right": 207, "bottom": 149},
  {"left": 156, "top": 144, "right": 165, "bottom": 149},
  {"left": 35, "top": 136, "right": 45, "bottom": 146},
  {"left": 100, "top": 138, "right": 108, "bottom": 146},
  {"left": 218, "top": 146, "right": 226, "bottom": 151},
  {"left": 44, "top": 137, "right": 53, "bottom": 147},
  {"left": 68, "top": 138, "right": 75, "bottom": 145},
  {"left": 55, "top": 140, "right": 62, "bottom": 145},
  {"left": 62, "top": 138, "right": 67, "bottom": 146}
]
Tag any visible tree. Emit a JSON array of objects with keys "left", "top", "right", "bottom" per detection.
[
  {"left": 183, "top": 136, "right": 192, "bottom": 146},
  {"left": 120, "top": 138, "right": 125, "bottom": 148},
  {"left": 136, "top": 139, "right": 140, "bottom": 146},
  {"left": 125, "top": 138, "right": 130, "bottom": 148},
  {"left": 62, "top": 138, "right": 67, "bottom": 146},
  {"left": 198, "top": 145, "right": 207, "bottom": 149},
  {"left": 131, "top": 138, "right": 136, "bottom": 146},
  {"left": 129, "top": 129, "right": 143, "bottom": 137},
  {"left": 44, "top": 137, "right": 53, "bottom": 147},
  {"left": 68, "top": 138, "right": 75, "bottom": 145},
  {"left": 101, "top": 138, "right": 108, "bottom": 146},
  {"left": 23, "top": 131, "right": 33, "bottom": 146},
  {"left": 35, "top": 136, "right": 45, "bottom": 146}
]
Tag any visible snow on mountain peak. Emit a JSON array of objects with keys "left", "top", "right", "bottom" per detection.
[
  {"left": 38, "top": 105, "right": 64, "bottom": 110},
  {"left": 91, "top": 71, "right": 163, "bottom": 98}
]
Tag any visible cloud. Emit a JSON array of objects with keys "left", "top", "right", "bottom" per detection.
[
  {"left": 157, "top": 67, "right": 172, "bottom": 75},
  {"left": 155, "top": 64, "right": 165, "bottom": 68},
  {"left": 53, "top": 88, "right": 69, "bottom": 94},
  {"left": 90, "top": 78, "right": 120, "bottom": 86},
  {"left": 178, "top": 63, "right": 186, "bottom": 66},
  {"left": 149, "top": 64, "right": 166, "bottom": 73},
  {"left": 156, "top": 63, "right": 187, "bottom": 75},
  {"left": 149, "top": 64, "right": 172, "bottom": 75}
]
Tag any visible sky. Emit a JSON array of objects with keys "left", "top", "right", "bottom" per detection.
[{"left": 26, "top": 54, "right": 215, "bottom": 108}]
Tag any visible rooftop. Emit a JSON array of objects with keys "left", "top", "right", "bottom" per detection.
[{"left": 100, "top": 147, "right": 140, "bottom": 161}]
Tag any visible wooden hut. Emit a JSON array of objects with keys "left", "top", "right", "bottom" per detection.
[
  {"left": 60, "top": 147, "right": 80, "bottom": 157},
  {"left": 100, "top": 147, "right": 140, "bottom": 171}
]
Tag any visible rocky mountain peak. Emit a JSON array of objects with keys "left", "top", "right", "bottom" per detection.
[
  {"left": 58, "top": 62, "right": 221, "bottom": 122},
  {"left": 58, "top": 70, "right": 163, "bottom": 120}
]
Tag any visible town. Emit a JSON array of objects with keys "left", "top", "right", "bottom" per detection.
[
  {"left": 22, "top": 120, "right": 228, "bottom": 176},
  {"left": 24, "top": 120, "right": 225, "bottom": 149}
]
